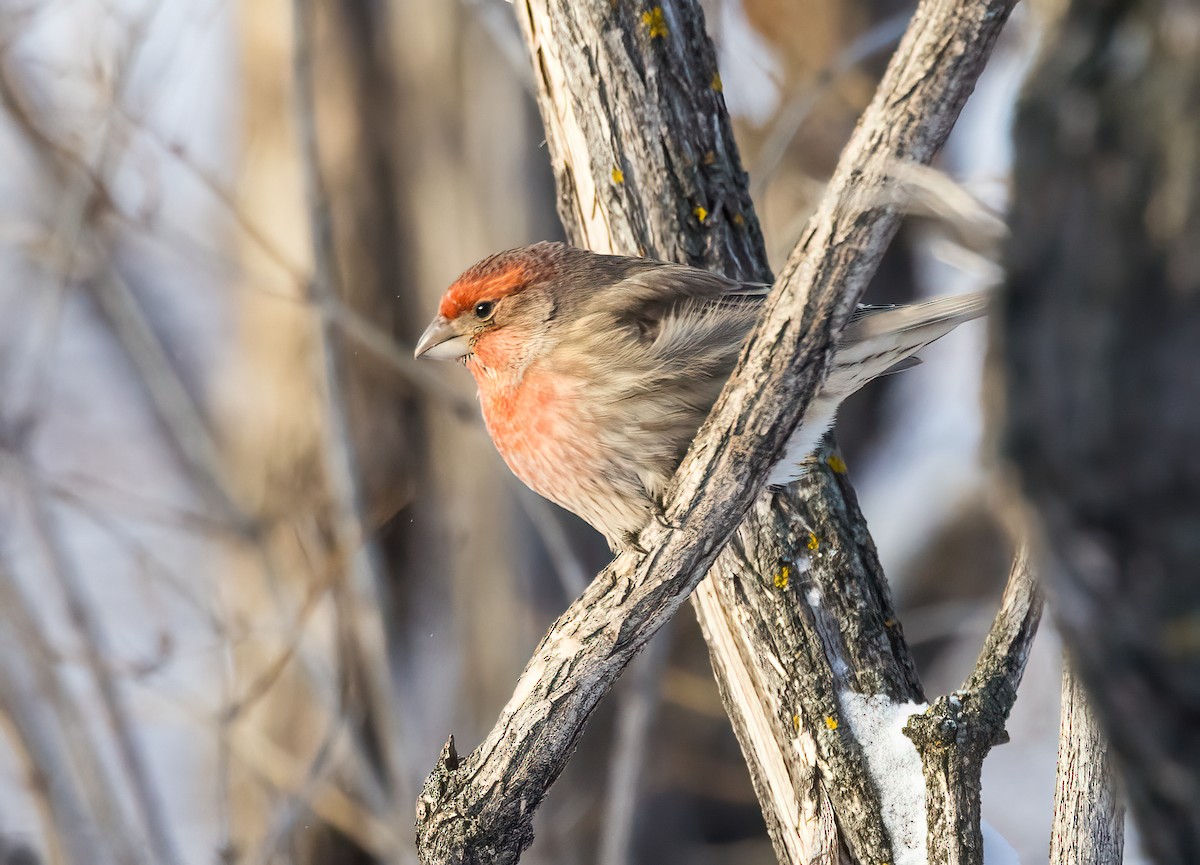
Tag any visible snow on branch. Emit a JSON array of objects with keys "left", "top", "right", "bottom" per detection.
[
  {"left": 831, "top": 551, "right": 1040, "bottom": 865},
  {"left": 904, "top": 548, "right": 1043, "bottom": 865}
]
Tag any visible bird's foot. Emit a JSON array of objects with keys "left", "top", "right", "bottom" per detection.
[
  {"left": 650, "top": 500, "right": 681, "bottom": 531},
  {"left": 615, "top": 532, "right": 649, "bottom": 556}
]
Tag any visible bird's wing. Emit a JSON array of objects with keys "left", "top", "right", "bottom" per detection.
[{"left": 577, "top": 264, "right": 754, "bottom": 343}]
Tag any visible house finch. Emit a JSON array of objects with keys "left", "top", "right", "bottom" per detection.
[{"left": 416, "top": 242, "right": 986, "bottom": 551}]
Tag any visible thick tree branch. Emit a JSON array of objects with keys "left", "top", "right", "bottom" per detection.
[
  {"left": 904, "top": 548, "right": 1043, "bottom": 865},
  {"left": 416, "top": 0, "right": 1015, "bottom": 862}
]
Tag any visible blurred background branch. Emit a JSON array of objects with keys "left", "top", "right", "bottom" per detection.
[{"left": 1001, "top": 0, "right": 1200, "bottom": 857}]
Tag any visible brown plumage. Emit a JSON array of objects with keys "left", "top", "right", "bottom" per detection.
[{"left": 416, "top": 242, "right": 987, "bottom": 551}]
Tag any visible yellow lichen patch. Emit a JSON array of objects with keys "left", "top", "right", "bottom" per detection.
[
  {"left": 824, "top": 716, "right": 838, "bottom": 731},
  {"left": 702, "top": 150, "right": 716, "bottom": 166},
  {"left": 711, "top": 71, "right": 724, "bottom": 92},
  {"left": 732, "top": 213, "right": 745, "bottom": 226},
  {"left": 884, "top": 618, "right": 898, "bottom": 629},
  {"left": 774, "top": 565, "right": 791, "bottom": 590},
  {"left": 827, "top": 453, "right": 848, "bottom": 474},
  {"left": 642, "top": 7, "right": 668, "bottom": 38},
  {"left": 792, "top": 714, "right": 801, "bottom": 733},
  {"left": 611, "top": 166, "right": 625, "bottom": 184},
  {"left": 693, "top": 205, "right": 709, "bottom": 223},
  {"left": 806, "top": 533, "right": 820, "bottom": 551}
]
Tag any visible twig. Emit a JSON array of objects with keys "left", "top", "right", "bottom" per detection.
[
  {"left": 904, "top": 547, "right": 1043, "bottom": 865},
  {"left": 416, "top": 0, "right": 1017, "bottom": 860},
  {"left": 239, "top": 708, "right": 417, "bottom": 865},
  {"left": 6, "top": 56, "right": 468, "bottom": 490},
  {"left": 321, "top": 295, "right": 477, "bottom": 418},
  {"left": 751, "top": 10, "right": 911, "bottom": 198},
  {"left": 0, "top": 559, "right": 117, "bottom": 863},
  {"left": 117, "top": 113, "right": 477, "bottom": 415},
  {"left": 1050, "top": 656, "right": 1124, "bottom": 865},
  {"left": 224, "top": 712, "right": 407, "bottom": 863},
  {"left": 87, "top": 266, "right": 251, "bottom": 532},
  {"left": 17, "top": 465, "right": 184, "bottom": 865},
  {"left": 0, "top": 559, "right": 137, "bottom": 865},
  {"left": 1, "top": 25, "right": 257, "bottom": 537},
  {"left": 875, "top": 160, "right": 1008, "bottom": 258}
]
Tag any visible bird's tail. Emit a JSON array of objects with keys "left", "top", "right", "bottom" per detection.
[
  {"left": 767, "top": 290, "right": 988, "bottom": 486},
  {"left": 825, "top": 290, "right": 990, "bottom": 397}
]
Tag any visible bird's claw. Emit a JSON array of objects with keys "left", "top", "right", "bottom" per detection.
[
  {"left": 617, "top": 532, "right": 650, "bottom": 556},
  {"left": 614, "top": 507, "right": 679, "bottom": 555},
  {"left": 651, "top": 501, "right": 681, "bottom": 531}
]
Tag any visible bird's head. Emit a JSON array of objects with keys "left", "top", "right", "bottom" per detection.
[
  {"left": 416, "top": 242, "right": 651, "bottom": 378},
  {"left": 413, "top": 243, "right": 569, "bottom": 371}
]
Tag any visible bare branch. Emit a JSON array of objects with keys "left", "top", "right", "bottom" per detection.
[
  {"left": 13, "top": 462, "right": 184, "bottom": 865},
  {"left": 291, "top": 0, "right": 410, "bottom": 804},
  {"left": 110, "top": 109, "right": 476, "bottom": 416},
  {"left": 751, "top": 10, "right": 910, "bottom": 198},
  {"left": 87, "top": 267, "right": 251, "bottom": 531},
  {"left": 904, "top": 548, "right": 1043, "bottom": 865},
  {"left": 0, "top": 558, "right": 140, "bottom": 865},
  {"left": 1050, "top": 657, "right": 1124, "bottom": 865},
  {"left": 415, "top": 0, "right": 1017, "bottom": 861}
]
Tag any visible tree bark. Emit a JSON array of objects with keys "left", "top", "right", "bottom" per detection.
[
  {"left": 416, "top": 1, "right": 1016, "bottom": 863},
  {"left": 1050, "top": 658, "right": 1125, "bottom": 865},
  {"left": 905, "top": 548, "right": 1043, "bottom": 865},
  {"left": 1001, "top": 0, "right": 1200, "bottom": 860}
]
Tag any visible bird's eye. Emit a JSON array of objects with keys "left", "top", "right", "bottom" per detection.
[{"left": 474, "top": 300, "right": 496, "bottom": 320}]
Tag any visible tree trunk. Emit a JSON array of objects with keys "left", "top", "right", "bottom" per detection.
[{"left": 1001, "top": 0, "right": 1200, "bottom": 860}]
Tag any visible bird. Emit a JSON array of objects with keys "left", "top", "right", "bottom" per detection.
[{"left": 415, "top": 241, "right": 987, "bottom": 552}]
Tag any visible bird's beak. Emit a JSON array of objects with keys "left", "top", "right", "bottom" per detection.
[{"left": 414, "top": 316, "right": 470, "bottom": 360}]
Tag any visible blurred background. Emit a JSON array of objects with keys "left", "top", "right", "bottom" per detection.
[{"left": 0, "top": 1, "right": 1119, "bottom": 863}]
